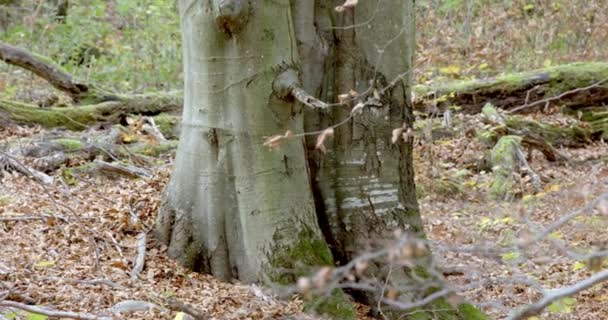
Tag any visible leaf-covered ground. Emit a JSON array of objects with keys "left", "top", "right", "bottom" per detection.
[
  {"left": 1, "top": 111, "right": 607, "bottom": 319},
  {"left": 2, "top": 2, "right": 608, "bottom": 319},
  {"left": 415, "top": 113, "right": 608, "bottom": 319}
]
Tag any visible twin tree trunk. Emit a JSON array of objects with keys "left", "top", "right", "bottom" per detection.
[{"left": 156, "top": 1, "right": 479, "bottom": 318}]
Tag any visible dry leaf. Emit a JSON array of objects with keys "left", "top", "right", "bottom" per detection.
[
  {"left": 337, "top": 93, "right": 350, "bottom": 103},
  {"left": 391, "top": 127, "right": 405, "bottom": 144},
  {"left": 315, "top": 128, "right": 334, "bottom": 153},
  {"left": 263, "top": 135, "right": 284, "bottom": 150},
  {"left": 297, "top": 277, "right": 311, "bottom": 294},
  {"left": 386, "top": 288, "right": 399, "bottom": 301},
  {"left": 335, "top": 0, "right": 358, "bottom": 12}
]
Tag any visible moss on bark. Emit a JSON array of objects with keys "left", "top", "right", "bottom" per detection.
[
  {"left": 414, "top": 62, "right": 608, "bottom": 113},
  {"left": 267, "top": 226, "right": 356, "bottom": 319},
  {"left": 489, "top": 135, "right": 522, "bottom": 200},
  {"left": 0, "top": 92, "right": 180, "bottom": 130}
]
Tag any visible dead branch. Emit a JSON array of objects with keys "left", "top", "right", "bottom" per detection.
[
  {"left": 0, "top": 300, "right": 112, "bottom": 320},
  {"left": 290, "top": 86, "right": 328, "bottom": 109},
  {"left": 0, "top": 214, "right": 55, "bottom": 222},
  {"left": 93, "top": 160, "right": 152, "bottom": 179},
  {"left": 39, "top": 276, "right": 124, "bottom": 289},
  {"left": 142, "top": 116, "right": 167, "bottom": 142},
  {"left": 107, "top": 300, "right": 164, "bottom": 314},
  {"left": 381, "top": 288, "right": 452, "bottom": 311},
  {"left": 509, "top": 268, "right": 608, "bottom": 320},
  {"left": 0, "top": 41, "right": 92, "bottom": 101},
  {"left": 164, "top": 297, "right": 208, "bottom": 320},
  {"left": 130, "top": 232, "right": 147, "bottom": 281},
  {"left": 0, "top": 151, "right": 53, "bottom": 184},
  {"left": 507, "top": 77, "right": 608, "bottom": 114}
]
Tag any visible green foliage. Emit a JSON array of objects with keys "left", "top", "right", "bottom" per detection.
[
  {"left": 25, "top": 312, "right": 48, "bottom": 320},
  {"left": 548, "top": 297, "right": 577, "bottom": 314},
  {"left": 1, "top": 0, "right": 181, "bottom": 92},
  {"left": 55, "top": 138, "right": 83, "bottom": 150},
  {"left": 0, "top": 195, "right": 12, "bottom": 206}
]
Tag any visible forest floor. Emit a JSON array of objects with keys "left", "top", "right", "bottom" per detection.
[
  {"left": 2, "top": 2, "right": 608, "bottom": 319},
  {"left": 1, "top": 111, "right": 607, "bottom": 319}
]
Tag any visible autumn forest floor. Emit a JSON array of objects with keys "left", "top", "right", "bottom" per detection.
[
  {"left": 1, "top": 113, "right": 607, "bottom": 319},
  {"left": 2, "top": 1, "right": 608, "bottom": 319}
]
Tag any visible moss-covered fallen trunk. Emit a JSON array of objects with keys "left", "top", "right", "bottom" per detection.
[
  {"left": 414, "top": 62, "right": 608, "bottom": 114},
  {"left": 0, "top": 94, "right": 181, "bottom": 130},
  {"left": 564, "top": 106, "right": 608, "bottom": 140},
  {"left": 478, "top": 103, "right": 606, "bottom": 162}
]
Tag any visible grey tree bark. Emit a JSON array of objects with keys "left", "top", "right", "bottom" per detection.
[
  {"left": 156, "top": 0, "right": 330, "bottom": 284},
  {"left": 157, "top": 1, "right": 485, "bottom": 319}
]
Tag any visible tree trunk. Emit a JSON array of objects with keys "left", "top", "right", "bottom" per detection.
[
  {"left": 157, "top": 1, "right": 484, "bottom": 319},
  {"left": 156, "top": 0, "right": 335, "bottom": 293}
]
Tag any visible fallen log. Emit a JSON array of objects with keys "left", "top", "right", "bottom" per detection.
[
  {"left": 414, "top": 62, "right": 608, "bottom": 114},
  {"left": 0, "top": 95, "right": 181, "bottom": 130}
]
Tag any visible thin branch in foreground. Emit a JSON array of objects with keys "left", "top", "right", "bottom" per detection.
[
  {"left": 507, "top": 77, "right": 608, "bottom": 114},
  {"left": 381, "top": 288, "right": 452, "bottom": 311},
  {"left": 0, "top": 300, "right": 111, "bottom": 320},
  {"left": 509, "top": 268, "right": 608, "bottom": 320}
]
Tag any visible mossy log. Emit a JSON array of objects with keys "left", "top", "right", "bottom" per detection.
[
  {"left": 479, "top": 104, "right": 605, "bottom": 161},
  {"left": 414, "top": 62, "right": 608, "bottom": 114},
  {"left": 0, "top": 94, "right": 181, "bottom": 130},
  {"left": 563, "top": 106, "right": 608, "bottom": 140},
  {"left": 488, "top": 135, "right": 536, "bottom": 200}
]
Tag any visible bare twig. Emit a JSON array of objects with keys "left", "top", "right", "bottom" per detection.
[
  {"left": 507, "top": 77, "right": 608, "bottom": 114},
  {"left": 509, "top": 268, "right": 608, "bottom": 320},
  {"left": 522, "top": 193, "right": 608, "bottom": 248},
  {"left": 0, "top": 300, "right": 111, "bottom": 320},
  {"left": 381, "top": 288, "right": 452, "bottom": 311}
]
